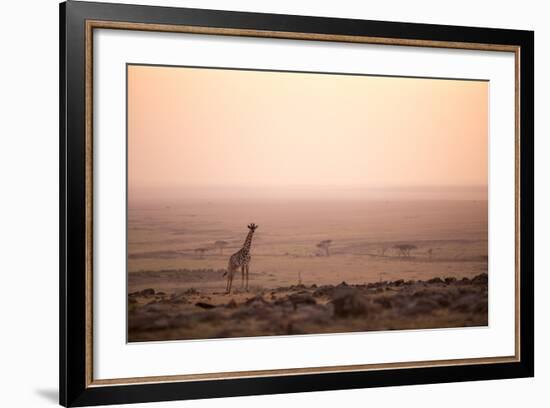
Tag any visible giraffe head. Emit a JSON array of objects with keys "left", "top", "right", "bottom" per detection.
[{"left": 247, "top": 223, "right": 258, "bottom": 232}]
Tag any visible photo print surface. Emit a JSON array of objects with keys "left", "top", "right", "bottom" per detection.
[{"left": 127, "top": 64, "right": 489, "bottom": 342}]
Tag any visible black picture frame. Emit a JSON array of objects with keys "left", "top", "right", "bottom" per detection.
[{"left": 60, "top": 1, "right": 534, "bottom": 406}]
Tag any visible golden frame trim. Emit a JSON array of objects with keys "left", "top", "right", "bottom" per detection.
[{"left": 84, "top": 20, "right": 521, "bottom": 388}]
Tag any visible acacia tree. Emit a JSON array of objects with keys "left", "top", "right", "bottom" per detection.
[
  {"left": 194, "top": 248, "right": 208, "bottom": 258},
  {"left": 316, "top": 240, "right": 332, "bottom": 256},
  {"left": 214, "top": 240, "right": 228, "bottom": 255},
  {"left": 427, "top": 248, "right": 433, "bottom": 260},
  {"left": 393, "top": 244, "right": 417, "bottom": 257}
]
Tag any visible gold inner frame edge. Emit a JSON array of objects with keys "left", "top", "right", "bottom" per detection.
[{"left": 84, "top": 19, "right": 521, "bottom": 388}]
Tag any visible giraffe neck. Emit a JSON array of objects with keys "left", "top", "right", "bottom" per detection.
[{"left": 242, "top": 230, "right": 255, "bottom": 253}]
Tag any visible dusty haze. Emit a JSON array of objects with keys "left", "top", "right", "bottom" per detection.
[
  {"left": 127, "top": 64, "right": 489, "bottom": 341},
  {"left": 128, "top": 64, "right": 488, "bottom": 200}
]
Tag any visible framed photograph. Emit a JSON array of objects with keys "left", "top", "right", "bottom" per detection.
[{"left": 60, "top": 1, "right": 534, "bottom": 406}]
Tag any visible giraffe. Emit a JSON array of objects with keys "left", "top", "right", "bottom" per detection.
[{"left": 223, "top": 223, "right": 258, "bottom": 293}]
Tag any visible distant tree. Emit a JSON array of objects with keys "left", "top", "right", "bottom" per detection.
[
  {"left": 194, "top": 248, "right": 208, "bottom": 258},
  {"left": 380, "top": 245, "right": 389, "bottom": 257},
  {"left": 316, "top": 240, "right": 332, "bottom": 256},
  {"left": 393, "top": 244, "right": 417, "bottom": 257},
  {"left": 214, "top": 240, "right": 229, "bottom": 255},
  {"left": 427, "top": 248, "right": 433, "bottom": 260},
  {"left": 315, "top": 243, "right": 323, "bottom": 255}
]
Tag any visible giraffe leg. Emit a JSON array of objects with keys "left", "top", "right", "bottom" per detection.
[
  {"left": 228, "top": 273, "right": 233, "bottom": 294},
  {"left": 241, "top": 265, "right": 245, "bottom": 288},
  {"left": 226, "top": 268, "right": 233, "bottom": 294},
  {"left": 225, "top": 273, "right": 229, "bottom": 293},
  {"left": 245, "top": 264, "right": 249, "bottom": 291}
]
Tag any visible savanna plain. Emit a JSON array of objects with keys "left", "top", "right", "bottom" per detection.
[{"left": 128, "top": 196, "right": 488, "bottom": 341}]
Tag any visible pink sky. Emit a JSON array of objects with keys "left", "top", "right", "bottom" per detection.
[{"left": 128, "top": 65, "right": 488, "bottom": 198}]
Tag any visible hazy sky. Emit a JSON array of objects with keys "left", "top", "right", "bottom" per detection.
[{"left": 128, "top": 65, "right": 488, "bottom": 198}]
